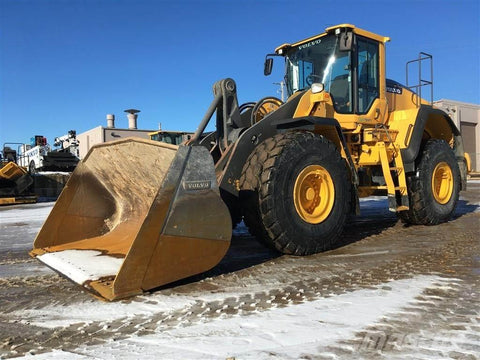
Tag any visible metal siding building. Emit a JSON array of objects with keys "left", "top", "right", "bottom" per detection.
[
  {"left": 77, "top": 127, "right": 157, "bottom": 159},
  {"left": 434, "top": 99, "right": 480, "bottom": 172},
  {"left": 77, "top": 114, "right": 157, "bottom": 159}
]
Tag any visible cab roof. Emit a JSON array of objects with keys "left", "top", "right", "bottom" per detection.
[{"left": 275, "top": 24, "right": 390, "bottom": 54}]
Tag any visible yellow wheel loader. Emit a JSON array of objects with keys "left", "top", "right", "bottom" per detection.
[{"left": 31, "top": 24, "right": 468, "bottom": 300}]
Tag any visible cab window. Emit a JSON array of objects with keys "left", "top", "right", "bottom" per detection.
[
  {"left": 326, "top": 52, "right": 352, "bottom": 113},
  {"left": 357, "top": 37, "right": 379, "bottom": 114}
]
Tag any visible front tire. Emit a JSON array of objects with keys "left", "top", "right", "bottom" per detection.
[
  {"left": 399, "top": 139, "right": 460, "bottom": 225},
  {"left": 240, "top": 131, "right": 351, "bottom": 255}
]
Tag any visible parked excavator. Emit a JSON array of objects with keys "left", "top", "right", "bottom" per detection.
[{"left": 31, "top": 24, "right": 467, "bottom": 300}]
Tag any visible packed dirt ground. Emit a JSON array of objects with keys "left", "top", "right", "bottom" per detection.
[{"left": 0, "top": 180, "right": 479, "bottom": 359}]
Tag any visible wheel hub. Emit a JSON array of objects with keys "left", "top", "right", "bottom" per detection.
[
  {"left": 432, "top": 162, "right": 453, "bottom": 204},
  {"left": 294, "top": 165, "right": 335, "bottom": 224}
]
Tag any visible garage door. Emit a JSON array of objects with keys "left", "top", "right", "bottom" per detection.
[{"left": 461, "top": 122, "right": 477, "bottom": 171}]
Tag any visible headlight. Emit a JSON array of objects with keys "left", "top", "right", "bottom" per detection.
[{"left": 311, "top": 83, "right": 324, "bottom": 94}]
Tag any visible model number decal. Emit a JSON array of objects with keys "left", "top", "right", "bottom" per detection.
[{"left": 386, "top": 86, "right": 402, "bottom": 94}]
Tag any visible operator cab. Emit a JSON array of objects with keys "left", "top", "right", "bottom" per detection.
[{"left": 265, "top": 24, "right": 390, "bottom": 125}]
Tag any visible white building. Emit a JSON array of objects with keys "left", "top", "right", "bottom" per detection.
[{"left": 77, "top": 110, "right": 157, "bottom": 159}]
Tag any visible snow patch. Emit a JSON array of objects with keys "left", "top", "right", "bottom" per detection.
[
  {"left": 17, "top": 293, "right": 198, "bottom": 329},
  {"left": 0, "top": 203, "right": 53, "bottom": 225},
  {"left": 38, "top": 250, "right": 123, "bottom": 285},
  {"left": 36, "top": 171, "right": 71, "bottom": 176},
  {"left": 19, "top": 275, "right": 451, "bottom": 359}
]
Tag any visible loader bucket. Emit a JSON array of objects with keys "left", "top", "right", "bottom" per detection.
[{"left": 30, "top": 138, "right": 231, "bottom": 301}]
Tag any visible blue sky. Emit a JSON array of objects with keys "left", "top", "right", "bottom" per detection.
[{"left": 1, "top": 0, "right": 479, "bottom": 147}]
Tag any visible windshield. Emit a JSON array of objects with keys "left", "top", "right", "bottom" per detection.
[
  {"left": 285, "top": 34, "right": 352, "bottom": 112},
  {"left": 151, "top": 133, "right": 184, "bottom": 145}
]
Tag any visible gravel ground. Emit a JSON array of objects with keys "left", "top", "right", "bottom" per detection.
[{"left": 0, "top": 180, "right": 478, "bottom": 359}]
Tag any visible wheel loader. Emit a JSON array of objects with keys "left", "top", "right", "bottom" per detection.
[{"left": 30, "top": 24, "right": 468, "bottom": 301}]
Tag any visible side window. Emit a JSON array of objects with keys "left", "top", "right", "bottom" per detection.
[
  {"left": 286, "top": 58, "right": 313, "bottom": 93},
  {"left": 328, "top": 52, "right": 353, "bottom": 113},
  {"left": 357, "top": 38, "right": 379, "bottom": 113},
  {"left": 298, "top": 60, "right": 313, "bottom": 88}
]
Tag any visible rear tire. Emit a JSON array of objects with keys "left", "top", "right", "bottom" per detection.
[
  {"left": 240, "top": 131, "right": 350, "bottom": 255},
  {"left": 399, "top": 139, "right": 460, "bottom": 225}
]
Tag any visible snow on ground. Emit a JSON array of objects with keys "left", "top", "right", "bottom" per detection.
[
  {"left": 36, "top": 171, "right": 71, "bottom": 176},
  {"left": 19, "top": 275, "right": 451, "bottom": 359},
  {"left": 3, "top": 180, "right": 479, "bottom": 358},
  {"left": 0, "top": 203, "right": 53, "bottom": 226},
  {"left": 14, "top": 281, "right": 278, "bottom": 329},
  {"left": 16, "top": 293, "right": 199, "bottom": 329},
  {"left": 0, "top": 202, "right": 54, "bottom": 252}
]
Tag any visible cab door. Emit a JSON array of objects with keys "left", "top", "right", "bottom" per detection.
[{"left": 356, "top": 36, "right": 387, "bottom": 124}]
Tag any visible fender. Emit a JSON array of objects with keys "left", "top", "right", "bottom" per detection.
[
  {"left": 273, "top": 116, "right": 358, "bottom": 188},
  {"left": 400, "top": 105, "right": 467, "bottom": 189},
  {"left": 216, "top": 93, "right": 302, "bottom": 196},
  {"left": 219, "top": 114, "right": 360, "bottom": 214}
]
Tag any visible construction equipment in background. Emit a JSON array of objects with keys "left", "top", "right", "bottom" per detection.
[
  {"left": 0, "top": 161, "right": 36, "bottom": 205},
  {"left": 17, "top": 133, "right": 79, "bottom": 174},
  {"left": 1, "top": 143, "right": 21, "bottom": 163},
  {"left": 149, "top": 130, "right": 194, "bottom": 145},
  {"left": 31, "top": 24, "right": 468, "bottom": 301},
  {"left": 54, "top": 130, "right": 80, "bottom": 158}
]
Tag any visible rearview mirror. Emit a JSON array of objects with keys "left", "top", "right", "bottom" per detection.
[
  {"left": 339, "top": 31, "right": 353, "bottom": 51},
  {"left": 264, "top": 58, "right": 273, "bottom": 76}
]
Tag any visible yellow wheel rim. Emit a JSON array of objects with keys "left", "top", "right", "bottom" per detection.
[
  {"left": 252, "top": 99, "right": 282, "bottom": 124},
  {"left": 293, "top": 165, "right": 335, "bottom": 224},
  {"left": 431, "top": 162, "right": 453, "bottom": 204}
]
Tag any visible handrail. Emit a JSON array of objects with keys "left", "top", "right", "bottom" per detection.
[{"left": 406, "top": 52, "right": 433, "bottom": 106}]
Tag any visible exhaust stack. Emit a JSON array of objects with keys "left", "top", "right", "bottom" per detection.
[
  {"left": 124, "top": 109, "right": 140, "bottom": 130},
  {"left": 106, "top": 114, "right": 115, "bottom": 128}
]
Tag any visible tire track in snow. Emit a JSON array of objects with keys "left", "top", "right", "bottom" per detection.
[{"left": 2, "top": 224, "right": 478, "bottom": 359}]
